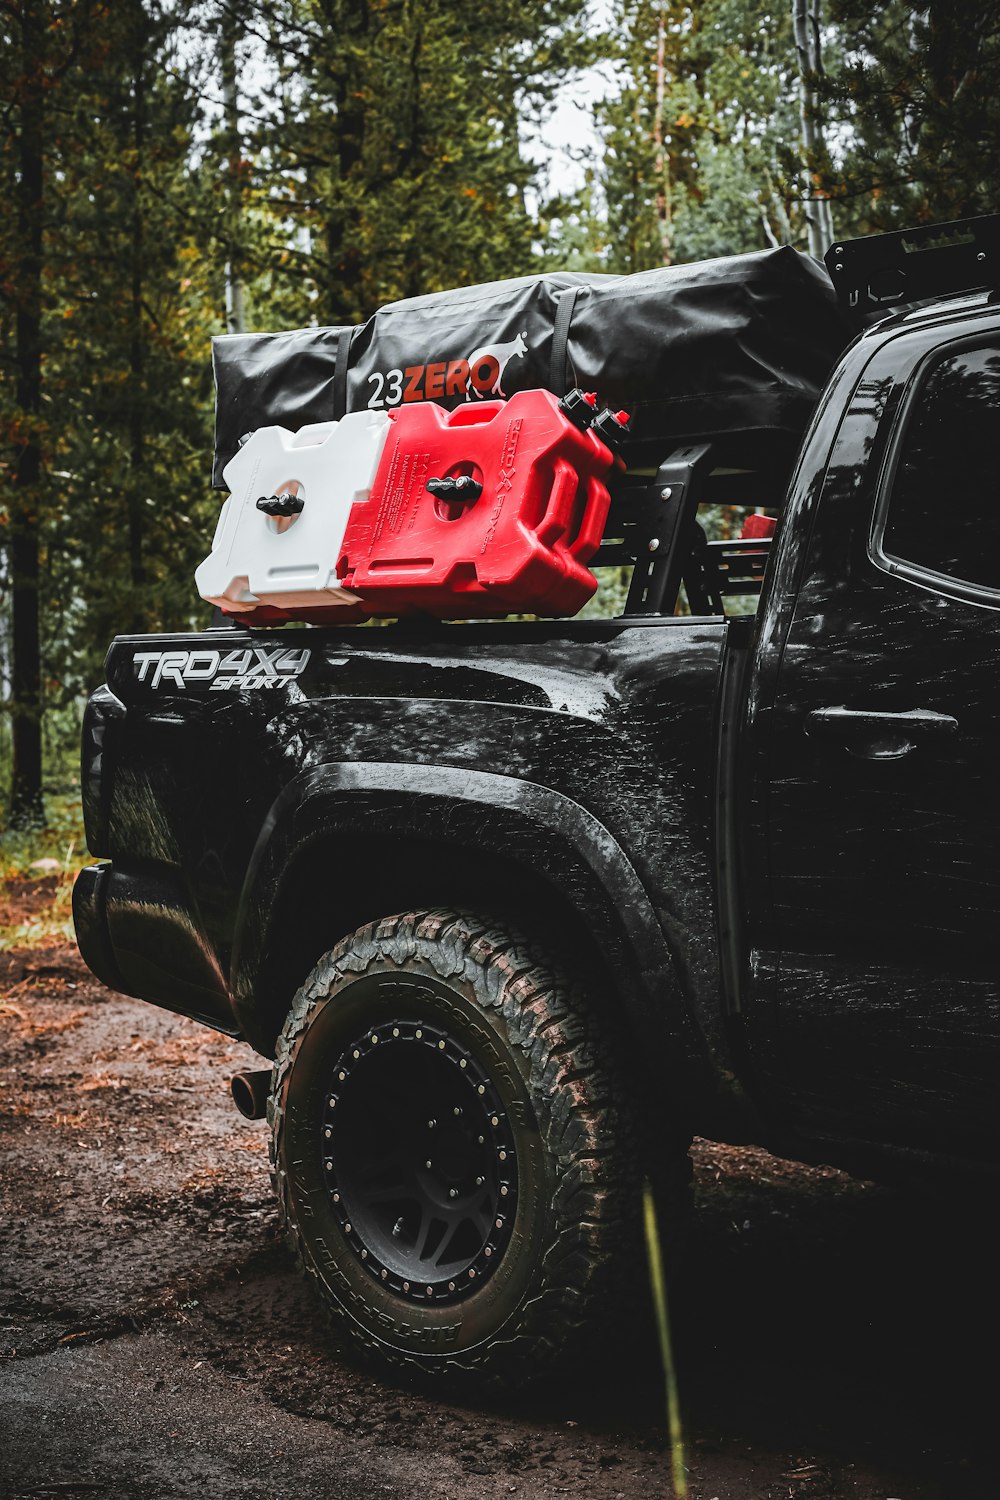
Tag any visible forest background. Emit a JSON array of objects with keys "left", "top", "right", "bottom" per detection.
[{"left": 2, "top": 0, "right": 1000, "bottom": 829}]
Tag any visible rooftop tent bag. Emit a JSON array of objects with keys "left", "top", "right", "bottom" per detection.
[
  {"left": 212, "top": 323, "right": 352, "bottom": 488},
  {"left": 212, "top": 248, "right": 847, "bottom": 487}
]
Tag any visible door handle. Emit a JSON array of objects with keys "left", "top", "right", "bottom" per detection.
[{"left": 805, "top": 706, "right": 959, "bottom": 759}]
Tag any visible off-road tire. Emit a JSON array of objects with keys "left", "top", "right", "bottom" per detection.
[{"left": 269, "top": 909, "right": 691, "bottom": 1383}]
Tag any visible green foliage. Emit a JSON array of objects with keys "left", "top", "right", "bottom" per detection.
[
  {"left": 0, "top": 0, "right": 221, "bottom": 813},
  {"left": 0, "top": 788, "right": 86, "bottom": 876},
  {"left": 0, "top": 784, "right": 88, "bottom": 948},
  {"left": 237, "top": 0, "right": 589, "bottom": 327},
  {"left": 50, "top": 0, "right": 221, "bottom": 690},
  {"left": 822, "top": 0, "right": 1000, "bottom": 234},
  {"left": 588, "top": 0, "right": 810, "bottom": 273},
  {"left": 671, "top": 0, "right": 805, "bottom": 259}
]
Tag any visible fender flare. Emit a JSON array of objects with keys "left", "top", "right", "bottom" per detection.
[{"left": 230, "top": 760, "right": 712, "bottom": 1090}]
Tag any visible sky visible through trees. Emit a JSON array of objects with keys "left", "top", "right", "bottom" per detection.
[{"left": 2, "top": 0, "right": 999, "bottom": 822}]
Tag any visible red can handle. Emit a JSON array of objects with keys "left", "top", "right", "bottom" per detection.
[{"left": 536, "top": 458, "right": 579, "bottom": 547}]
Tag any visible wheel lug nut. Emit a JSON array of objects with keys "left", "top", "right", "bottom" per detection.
[
  {"left": 478, "top": 1135, "right": 485, "bottom": 1145},
  {"left": 426, "top": 1286, "right": 434, "bottom": 1296},
  {"left": 448, "top": 1281, "right": 456, "bottom": 1292},
  {"left": 453, "top": 1107, "right": 462, "bottom": 1117},
  {"left": 425, "top": 1160, "right": 433, "bottom": 1169},
  {"left": 475, "top": 1176, "right": 485, "bottom": 1186},
  {"left": 449, "top": 1188, "right": 458, "bottom": 1199},
  {"left": 427, "top": 1119, "right": 436, "bottom": 1130},
  {"left": 499, "top": 1150, "right": 507, "bottom": 1161}
]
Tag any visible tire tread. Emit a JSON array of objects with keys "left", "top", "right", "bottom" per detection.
[{"left": 269, "top": 908, "right": 690, "bottom": 1382}]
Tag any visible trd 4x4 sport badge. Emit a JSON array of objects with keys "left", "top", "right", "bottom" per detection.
[{"left": 132, "top": 646, "right": 311, "bottom": 691}]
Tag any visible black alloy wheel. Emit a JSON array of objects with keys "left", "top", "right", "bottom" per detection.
[
  {"left": 323, "top": 1018, "right": 516, "bottom": 1301},
  {"left": 269, "top": 909, "right": 692, "bottom": 1383}
]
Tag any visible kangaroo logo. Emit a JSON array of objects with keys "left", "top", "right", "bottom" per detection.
[{"left": 465, "top": 331, "right": 528, "bottom": 400}]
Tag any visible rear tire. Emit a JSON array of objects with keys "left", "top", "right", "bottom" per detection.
[{"left": 269, "top": 909, "right": 690, "bottom": 1383}]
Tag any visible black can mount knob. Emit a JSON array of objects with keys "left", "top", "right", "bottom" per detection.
[
  {"left": 558, "top": 388, "right": 599, "bottom": 430},
  {"left": 256, "top": 491, "right": 305, "bottom": 517},
  {"left": 426, "top": 475, "right": 483, "bottom": 503},
  {"left": 590, "top": 407, "right": 632, "bottom": 449}
]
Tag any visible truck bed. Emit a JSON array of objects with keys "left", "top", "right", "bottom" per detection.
[{"left": 75, "top": 614, "right": 741, "bottom": 1111}]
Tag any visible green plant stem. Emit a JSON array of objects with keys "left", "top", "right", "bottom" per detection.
[{"left": 643, "top": 1179, "right": 688, "bottom": 1499}]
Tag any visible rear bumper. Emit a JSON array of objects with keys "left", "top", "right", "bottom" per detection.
[
  {"left": 72, "top": 861, "right": 238, "bottom": 1035},
  {"left": 72, "top": 863, "right": 125, "bottom": 993}
]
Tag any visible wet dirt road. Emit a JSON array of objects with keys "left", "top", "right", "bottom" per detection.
[{"left": 2, "top": 936, "right": 997, "bottom": 1500}]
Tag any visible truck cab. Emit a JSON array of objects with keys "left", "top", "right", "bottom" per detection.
[{"left": 742, "top": 286, "right": 1000, "bottom": 1164}]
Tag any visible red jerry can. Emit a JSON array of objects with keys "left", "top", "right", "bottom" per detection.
[{"left": 335, "top": 389, "right": 616, "bottom": 618}]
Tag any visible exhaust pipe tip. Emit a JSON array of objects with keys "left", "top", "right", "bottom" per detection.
[{"left": 231, "top": 1068, "right": 271, "bottom": 1120}]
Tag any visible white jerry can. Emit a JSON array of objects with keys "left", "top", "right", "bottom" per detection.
[{"left": 195, "top": 410, "right": 392, "bottom": 613}]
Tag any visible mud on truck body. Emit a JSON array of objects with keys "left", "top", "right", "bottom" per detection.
[{"left": 74, "top": 217, "right": 1000, "bottom": 1382}]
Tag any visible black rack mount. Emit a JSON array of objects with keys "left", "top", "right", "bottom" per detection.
[
  {"left": 596, "top": 443, "right": 773, "bottom": 618},
  {"left": 826, "top": 214, "right": 1000, "bottom": 330}
]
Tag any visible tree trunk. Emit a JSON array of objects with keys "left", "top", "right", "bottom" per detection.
[
  {"left": 221, "top": 2, "right": 246, "bottom": 334},
  {"left": 652, "top": 5, "right": 673, "bottom": 265},
  {"left": 324, "top": 0, "right": 369, "bottom": 326},
  {"left": 8, "top": 1, "right": 46, "bottom": 827},
  {"left": 128, "top": 14, "right": 147, "bottom": 635},
  {"left": 792, "top": 0, "right": 834, "bottom": 258}
]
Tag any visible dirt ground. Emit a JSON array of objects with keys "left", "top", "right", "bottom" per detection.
[{"left": 2, "top": 880, "right": 998, "bottom": 1500}]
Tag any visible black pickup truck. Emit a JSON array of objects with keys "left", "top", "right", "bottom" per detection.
[{"left": 74, "top": 217, "right": 1000, "bottom": 1383}]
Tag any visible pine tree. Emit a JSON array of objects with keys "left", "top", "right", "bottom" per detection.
[
  {"left": 822, "top": 0, "right": 1000, "bottom": 233},
  {"left": 234, "top": 0, "right": 588, "bottom": 329},
  {"left": 0, "top": 0, "right": 97, "bottom": 824},
  {"left": 0, "top": 0, "right": 220, "bottom": 792},
  {"left": 597, "top": 1, "right": 698, "bottom": 272},
  {"left": 50, "top": 0, "right": 219, "bottom": 688},
  {"left": 594, "top": 0, "right": 813, "bottom": 273},
  {"left": 792, "top": 0, "right": 835, "bottom": 255},
  {"left": 686, "top": 0, "right": 807, "bottom": 257}
]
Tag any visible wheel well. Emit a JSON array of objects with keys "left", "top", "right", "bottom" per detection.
[{"left": 249, "top": 834, "right": 631, "bottom": 1057}]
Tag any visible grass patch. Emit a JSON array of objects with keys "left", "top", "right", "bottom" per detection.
[{"left": 0, "top": 788, "right": 90, "bottom": 949}]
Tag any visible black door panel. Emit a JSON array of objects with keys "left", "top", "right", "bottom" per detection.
[{"left": 751, "top": 315, "right": 1000, "bottom": 1158}]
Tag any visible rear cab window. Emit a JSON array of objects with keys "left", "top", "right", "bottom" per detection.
[{"left": 873, "top": 335, "right": 1000, "bottom": 603}]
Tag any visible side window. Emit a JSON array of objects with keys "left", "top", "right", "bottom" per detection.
[{"left": 881, "top": 340, "right": 1000, "bottom": 593}]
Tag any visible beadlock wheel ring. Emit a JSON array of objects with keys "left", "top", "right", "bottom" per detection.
[{"left": 321, "top": 1019, "right": 518, "bottom": 1304}]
